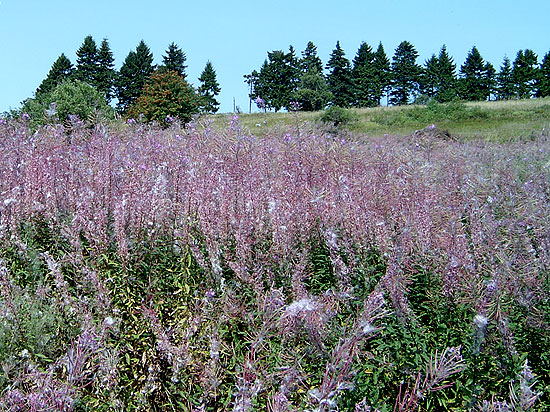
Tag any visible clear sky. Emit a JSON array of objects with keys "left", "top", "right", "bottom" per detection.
[{"left": 0, "top": 0, "right": 548, "bottom": 114}]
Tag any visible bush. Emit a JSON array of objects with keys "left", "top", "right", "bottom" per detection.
[
  {"left": 320, "top": 105, "right": 358, "bottom": 127},
  {"left": 127, "top": 70, "right": 200, "bottom": 126},
  {"left": 21, "top": 79, "right": 114, "bottom": 129}
]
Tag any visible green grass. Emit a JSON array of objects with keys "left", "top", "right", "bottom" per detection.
[{"left": 208, "top": 97, "right": 550, "bottom": 142}]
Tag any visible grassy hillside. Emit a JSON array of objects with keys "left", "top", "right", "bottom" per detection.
[{"left": 212, "top": 97, "right": 550, "bottom": 142}]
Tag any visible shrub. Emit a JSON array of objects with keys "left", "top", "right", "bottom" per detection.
[
  {"left": 127, "top": 70, "right": 200, "bottom": 126},
  {"left": 319, "top": 105, "right": 358, "bottom": 127},
  {"left": 21, "top": 79, "right": 113, "bottom": 129}
]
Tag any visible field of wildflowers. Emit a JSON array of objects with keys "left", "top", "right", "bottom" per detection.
[{"left": 0, "top": 115, "right": 549, "bottom": 411}]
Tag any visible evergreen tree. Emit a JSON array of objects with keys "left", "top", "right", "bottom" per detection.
[
  {"left": 512, "top": 49, "right": 538, "bottom": 98},
  {"left": 116, "top": 40, "right": 154, "bottom": 112},
  {"left": 389, "top": 41, "right": 422, "bottom": 105},
  {"left": 496, "top": 56, "right": 515, "bottom": 100},
  {"left": 247, "top": 46, "right": 300, "bottom": 111},
  {"left": 372, "top": 42, "right": 391, "bottom": 105},
  {"left": 420, "top": 54, "right": 439, "bottom": 99},
  {"left": 300, "top": 41, "right": 323, "bottom": 74},
  {"left": 97, "top": 38, "right": 116, "bottom": 102},
  {"left": 75, "top": 35, "right": 100, "bottom": 88},
  {"left": 325, "top": 41, "right": 354, "bottom": 107},
  {"left": 435, "top": 45, "right": 457, "bottom": 102},
  {"left": 536, "top": 51, "right": 550, "bottom": 97},
  {"left": 352, "top": 42, "right": 378, "bottom": 107},
  {"left": 458, "top": 46, "right": 493, "bottom": 101},
  {"left": 197, "top": 61, "right": 221, "bottom": 113},
  {"left": 36, "top": 54, "right": 74, "bottom": 96},
  {"left": 161, "top": 43, "right": 187, "bottom": 79}
]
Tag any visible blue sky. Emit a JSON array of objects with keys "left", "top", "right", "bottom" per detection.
[{"left": 0, "top": 0, "right": 548, "bottom": 114}]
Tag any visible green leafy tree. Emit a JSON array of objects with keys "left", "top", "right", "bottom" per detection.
[
  {"left": 373, "top": 42, "right": 391, "bottom": 105},
  {"left": 75, "top": 35, "right": 100, "bottom": 88},
  {"left": 292, "top": 72, "right": 331, "bottom": 111},
  {"left": 128, "top": 70, "right": 200, "bottom": 125},
  {"left": 161, "top": 43, "right": 187, "bottom": 79},
  {"left": 197, "top": 61, "right": 221, "bottom": 113},
  {"left": 435, "top": 45, "right": 457, "bottom": 102},
  {"left": 36, "top": 54, "right": 74, "bottom": 96},
  {"left": 116, "top": 40, "right": 154, "bottom": 112},
  {"left": 352, "top": 42, "right": 379, "bottom": 107},
  {"left": 247, "top": 47, "right": 300, "bottom": 111},
  {"left": 389, "top": 41, "right": 422, "bottom": 105},
  {"left": 325, "top": 41, "right": 354, "bottom": 107},
  {"left": 536, "top": 51, "right": 550, "bottom": 97},
  {"left": 458, "top": 46, "right": 493, "bottom": 101},
  {"left": 23, "top": 79, "right": 113, "bottom": 129},
  {"left": 300, "top": 41, "right": 323, "bottom": 74},
  {"left": 496, "top": 56, "right": 515, "bottom": 100},
  {"left": 96, "top": 38, "right": 116, "bottom": 102},
  {"left": 512, "top": 49, "right": 538, "bottom": 98}
]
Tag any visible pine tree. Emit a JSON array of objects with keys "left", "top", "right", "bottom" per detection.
[
  {"left": 536, "top": 51, "right": 550, "bottom": 97},
  {"left": 198, "top": 61, "right": 221, "bottom": 113},
  {"left": 326, "top": 41, "right": 354, "bottom": 107},
  {"left": 512, "top": 49, "right": 538, "bottom": 98},
  {"left": 300, "top": 41, "right": 323, "bottom": 74},
  {"left": 75, "top": 35, "right": 100, "bottom": 88},
  {"left": 97, "top": 39, "right": 116, "bottom": 102},
  {"left": 372, "top": 42, "right": 391, "bottom": 105},
  {"left": 161, "top": 43, "right": 187, "bottom": 79},
  {"left": 116, "top": 40, "right": 154, "bottom": 112},
  {"left": 36, "top": 54, "right": 74, "bottom": 96},
  {"left": 389, "top": 41, "right": 422, "bottom": 105},
  {"left": 352, "top": 42, "right": 378, "bottom": 107},
  {"left": 435, "top": 45, "right": 457, "bottom": 102},
  {"left": 496, "top": 56, "right": 515, "bottom": 100},
  {"left": 458, "top": 46, "right": 492, "bottom": 101}
]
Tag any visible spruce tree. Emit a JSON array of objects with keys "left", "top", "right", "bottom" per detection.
[
  {"left": 75, "top": 35, "right": 100, "bottom": 88},
  {"left": 372, "top": 42, "right": 391, "bottom": 105},
  {"left": 420, "top": 54, "right": 439, "bottom": 99},
  {"left": 161, "top": 43, "right": 187, "bottom": 79},
  {"left": 115, "top": 40, "right": 154, "bottom": 112},
  {"left": 536, "top": 51, "right": 550, "bottom": 97},
  {"left": 497, "top": 56, "right": 515, "bottom": 100},
  {"left": 389, "top": 41, "right": 422, "bottom": 105},
  {"left": 352, "top": 42, "right": 378, "bottom": 107},
  {"left": 325, "top": 41, "right": 354, "bottom": 107},
  {"left": 300, "top": 41, "right": 323, "bottom": 74},
  {"left": 458, "top": 46, "right": 492, "bottom": 101},
  {"left": 97, "top": 39, "right": 116, "bottom": 102},
  {"left": 512, "top": 49, "right": 538, "bottom": 98},
  {"left": 435, "top": 45, "right": 457, "bottom": 102},
  {"left": 248, "top": 46, "right": 300, "bottom": 111},
  {"left": 36, "top": 54, "right": 74, "bottom": 96},
  {"left": 198, "top": 61, "right": 221, "bottom": 114}
]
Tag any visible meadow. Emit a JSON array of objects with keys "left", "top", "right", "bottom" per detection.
[{"left": 0, "top": 100, "right": 549, "bottom": 411}]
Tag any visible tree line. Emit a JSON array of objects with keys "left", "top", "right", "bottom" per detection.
[
  {"left": 245, "top": 40, "right": 550, "bottom": 112},
  {"left": 23, "top": 36, "right": 221, "bottom": 126}
]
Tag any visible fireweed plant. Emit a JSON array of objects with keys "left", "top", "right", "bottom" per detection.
[{"left": 0, "top": 115, "right": 549, "bottom": 411}]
